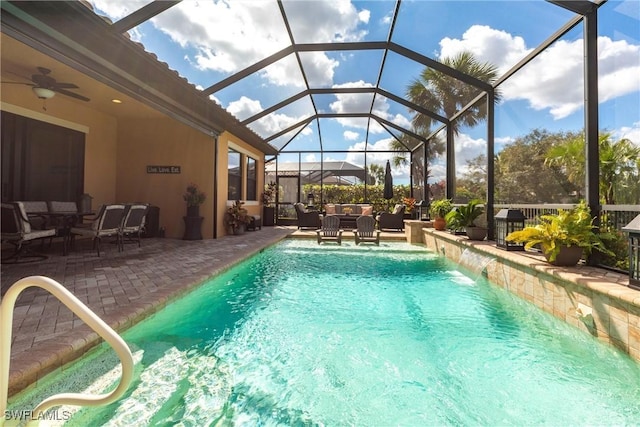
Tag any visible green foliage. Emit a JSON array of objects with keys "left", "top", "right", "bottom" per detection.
[
  {"left": 445, "top": 199, "right": 484, "bottom": 231},
  {"left": 262, "top": 181, "right": 277, "bottom": 207},
  {"left": 429, "top": 199, "right": 453, "bottom": 218},
  {"left": 183, "top": 183, "right": 206, "bottom": 207},
  {"left": 224, "top": 200, "right": 250, "bottom": 230},
  {"left": 303, "top": 184, "right": 412, "bottom": 213},
  {"left": 506, "top": 201, "right": 614, "bottom": 262}
]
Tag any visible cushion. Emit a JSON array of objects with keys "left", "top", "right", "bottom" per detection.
[
  {"left": 392, "top": 204, "right": 404, "bottom": 215},
  {"left": 361, "top": 206, "right": 373, "bottom": 216},
  {"left": 325, "top": 204, "right": 336, "bottom": 214}
]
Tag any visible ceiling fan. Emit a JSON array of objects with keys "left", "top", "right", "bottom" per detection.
[{"left": 1, "top": 66, "right": 90, "bottom": 102}]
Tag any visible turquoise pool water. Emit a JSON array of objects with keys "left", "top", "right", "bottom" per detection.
[{"left": 9, "top": 240, "right": 640, "bottom": 425}]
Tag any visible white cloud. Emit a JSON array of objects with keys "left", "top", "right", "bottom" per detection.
[
  {"left": 329, "top": 81, "right": 411, "bottom": 134},
  {"left": 614, "top": 121, "right": 640, "bottom": 146},
  {"left": 439, "top": 25, "right": 531, "bottom": 74},
  {"left": 227, "top": 96, "right": 312, "bottom": 137},
  {"left": 344, "top": 131, "right": 360, "bottom": 140},
  {"left": 439, "top": 25, "right": 640, "bottom": 121}
]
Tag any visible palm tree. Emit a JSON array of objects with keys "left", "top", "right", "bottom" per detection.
[
  {"left": 545, "top": 133, "right": 640, "bottom": 204},
  {"left": 407, "top": 51, "right": 502, "bottom": 136}
]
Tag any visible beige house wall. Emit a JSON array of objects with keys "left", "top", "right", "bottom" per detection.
[
  {"left": 2, "top": 88, "right": 268, "bottom": 240},
  {"left": 218, "top": 130, "right": 266, "bottom": 236},
  {"left": 1, "top": 86, "right": 117, "bottom": 208},
  {"left": 116, "top": 118, "right": 216, "bottom": 239}
]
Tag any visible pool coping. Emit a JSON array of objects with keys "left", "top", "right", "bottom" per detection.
[
  {"left": 6, "top": 230, "right": 293, "bottom": 398},
  {"left": 421, "top": 228, "right": 640, "bottom": 362}
]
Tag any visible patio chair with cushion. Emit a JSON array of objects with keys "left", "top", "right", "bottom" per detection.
[
  {"left": 294, "top": 202, "right": 321, "bottom": 229},
  {"left": 120, "top": 203, "right": 149, "bottom": 248},
  {"left": 377, "top": 204, "right": 406, "bottom": 231},
  {"left": 353, "top": 215, "right": 380, "bottom": 245},
  {"left": 1, "top": 202, "right": 56, "bottom": 263},
  {"left": 316, "top": 214, "right": 343, "bottom": 245},
  {"left": 70, "top": 204, "right": 126, "bottom": 256}
]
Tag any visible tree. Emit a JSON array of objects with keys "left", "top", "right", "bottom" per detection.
[
  {"left": 407, "top": 51, "right": 502, "bottom": 136},
  {"left": 545, "top": 133, "right": 640, "bottom": 204},
  {"left": 367, "top": 163, "right": 385, "bottom": 185},
  {"left": 494, "top": 129, "right": 580, "bottom": 203}
]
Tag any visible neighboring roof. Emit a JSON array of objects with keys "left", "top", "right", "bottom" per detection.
[{"left": 266, "top": 161, "right": 374, "bottom": 184}]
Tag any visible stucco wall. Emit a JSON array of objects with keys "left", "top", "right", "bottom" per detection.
[
  {"left": 116, "top": 118, "right": 216, "bottom": 239},
  {"left": 1, "top": 86, "right": 117, "bottom": 208}
]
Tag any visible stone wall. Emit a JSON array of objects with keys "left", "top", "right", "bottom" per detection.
[{"left": 421, "top": 229, "right": 640, "bottom": 362}]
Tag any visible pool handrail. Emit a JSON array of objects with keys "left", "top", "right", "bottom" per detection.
[{"left": 1, "top": 275, "right": 134, "bottom": 424}]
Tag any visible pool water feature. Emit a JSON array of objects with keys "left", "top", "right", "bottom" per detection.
[{"left": 8, "top": 240, "right": 640, "bottom": 425}]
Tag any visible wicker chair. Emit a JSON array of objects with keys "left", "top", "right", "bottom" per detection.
[
  {"left": 1, "top": 202, "right": 56, "bottom": 263},
  {"left": 377, "top": 204, "right": 405, "bottom": 231},
  {"left": 294, "top": 202, "right": 321, "bottom": 229}
]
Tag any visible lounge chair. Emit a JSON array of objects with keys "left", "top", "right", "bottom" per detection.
[
  {"left": 316, "top": 214, "right": 342, "bottom": 245},
  {"left": 294, "top": 202, "right": 321, "bottom": 229},
  {"left": 1, "top": 202, "right": 56, "bottom": 263},
  {"left": 120, "top": 204, "right": 149, "bottom": 248},
  {"left": 377, "top": 204, "right": 405, "bottom": 231},
  {"left": 353, "top": 215, "right": 380, "bottom": 245},
  {"left": 70, "top": 204, "right": 126, "bottom": 256}
]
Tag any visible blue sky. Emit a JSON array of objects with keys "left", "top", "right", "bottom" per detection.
[{"left": 89, "top": 0, "right": 640, "bottom": 184}]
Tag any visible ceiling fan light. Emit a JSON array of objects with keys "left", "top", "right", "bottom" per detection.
[{"left": 32, "top": 87, "right": 55, "bottom": 99}]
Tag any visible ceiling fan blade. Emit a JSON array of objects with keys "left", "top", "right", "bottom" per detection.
[
  {"left": 37, "top": 67, "right": 52, "bottom": 75},
  {"left": 54, "top": 82, "right": 79, "bottom": 89},
  {"left": 0, "top": 81, "right": 34, "bottom": 86},
  {"left": 32, "top": 73, "right": 56, "bottom": 87},
  {"left": 55, "top": 88, "right": 90, "bottom": 102}
]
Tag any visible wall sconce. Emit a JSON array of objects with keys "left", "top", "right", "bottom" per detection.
[
  {"left": 495, "top": 208, "right": 527, "bottom": 251},
  {"left": 32, "top": 87, "right": 55, "bottom": 99},
  {"left": 306, "top": 192, "right": 315, "bottom": 208},
  {"left": 622, "top": 214, "right": 640, "bottom": 290}
]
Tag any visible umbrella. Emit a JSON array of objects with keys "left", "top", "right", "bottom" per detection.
[{"left": 383, "top": 160, "right": 393, "bottom": 208}]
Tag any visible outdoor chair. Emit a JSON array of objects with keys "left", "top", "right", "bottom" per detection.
[
  {"left": 120, "top": 203, "right": 149, "bottom": 248},
  {"left": 316, "top": 214, "right": 343, "bottom": 245},
  {"left": 294, "top": 202, "right": 321, "bottom": 229},
  {"left": 377, "top": 204, "right": 406, "bottom": 231},
  {"left": 1, "top": 202, "right": 56, "bottom": 263},
  {"left": 353, "top": 215, "right": 380, "bottom": 245},
  {"left": 19, "top": 201, "right": 50, "bottom": 230},
  {"left": 70, "top": 204, "right": 126, "bottom": 256}
]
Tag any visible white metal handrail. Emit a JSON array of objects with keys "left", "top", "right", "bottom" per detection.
[{"left": 1, "top": 276, "right": 134, "bottom": 424}]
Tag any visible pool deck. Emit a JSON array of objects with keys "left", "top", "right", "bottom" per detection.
[{"left": 1, "top": 226, "right": 406, "bottom": 396}]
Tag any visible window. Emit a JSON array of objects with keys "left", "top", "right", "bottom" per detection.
[
  {"left": 228, "top": 149, "right": 241, "bottom": 200},
  {"left": 246, "top": 156, "right": 257, "bottom": 201}
]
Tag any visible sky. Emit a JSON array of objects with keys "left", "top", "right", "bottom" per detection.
[{"left": 88, "top": 0, "right": 640, "bottom": 185}]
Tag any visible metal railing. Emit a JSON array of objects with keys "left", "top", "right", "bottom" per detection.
[
  {"left": 493, "top": 204, "right": 640, "bottom": 230},
  {"left": 1, "top": 276, "right": 133, "bottom": 425}
]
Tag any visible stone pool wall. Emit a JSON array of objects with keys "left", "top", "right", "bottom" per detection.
[{"left": 421, "top": 229, "right": 640, "bottom": 363}]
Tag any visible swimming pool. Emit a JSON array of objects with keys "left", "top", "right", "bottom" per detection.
[{"left": 9, "top": 240, "right": 640, "bottom": 425}]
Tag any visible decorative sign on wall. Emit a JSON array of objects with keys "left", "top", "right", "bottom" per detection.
[{"left": 147, "top": 165, "right": 181, "bottom": 174}]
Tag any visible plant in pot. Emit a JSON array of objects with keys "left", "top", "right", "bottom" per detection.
[
  {"left": 505, "top": 201, "right": 614, "bottom": 266},
  {"left": 445, "top": 199, "right": 487, "bottom": 240},
  {"left": 183, "top": 183, "right": 206, "bottom": 217},
  {"left": 224, "top": 200, "right": 251, "bottom": 235},
  {"left": 429, "top": 199, "right": 453, "bottom": 231},
  {"left": 403, "top": 197, "right": 416, "bottom": 218},
  {"left": 261, "top": 181, "right": 277, "bottom": 226}
]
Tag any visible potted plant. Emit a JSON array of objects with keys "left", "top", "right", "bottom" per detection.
[
  {"left": 183, "top": 183, "right": 206, "bottom": 217},
  {"left": 403, "top": 197, "right": 416, "bottom": 219},
  {"left": 445, "top": 199, "right": 487, "bottom": 240},
  {"left": 224, "top": 200, "right": 251, "bottom": 235},
  {"left": 505, "top": 201, "right": 614, "bottom": 266},
  {"left": 262, "top": 181, "right": 277, "bottom": 226},
  {"left": 429, "top": 199, "right": 453, "bottom": 231}
]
